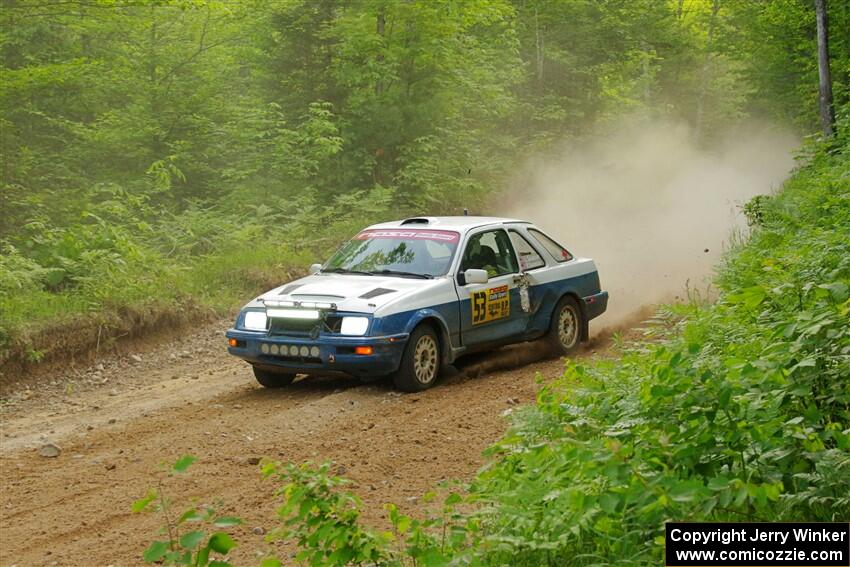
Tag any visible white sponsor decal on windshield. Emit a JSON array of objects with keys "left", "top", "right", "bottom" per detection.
[{"left": 355, "top": 230, "right": 459, "bottom": 243}]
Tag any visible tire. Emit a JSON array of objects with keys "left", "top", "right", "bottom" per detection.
[
  {"left": 545, "top": 296, "right": 583, "bottom": 356},
  {"left": 392, "top": 325, "right": 441, "bottom": 392},
  {"left": 252, "top": 366, "right": 296, "bottom": 388}
]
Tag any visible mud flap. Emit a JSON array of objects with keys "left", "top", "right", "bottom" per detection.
[{"left": 579, "top": 301, "right": 590, "bottom": 342}]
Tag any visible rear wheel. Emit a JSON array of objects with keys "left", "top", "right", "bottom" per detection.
[
  {"left": 252, "top": 366, "right": 296, "bottom": 388},
  {"left": 392, "top": 325, "right": 440, "bottom": 392},
  {"left": 546, "top": 296, "right": 583, "bottom": 356}
]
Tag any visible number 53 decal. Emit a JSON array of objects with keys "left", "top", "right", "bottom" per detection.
[{"left": 471, "top": 285, "right": 510, "bottom": 325}]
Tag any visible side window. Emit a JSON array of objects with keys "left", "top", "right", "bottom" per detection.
[
  {"left": 461, "top": 230, "right": 519, "bottom": 277},
  {"left": 528, "top": 228, "right": 574, "bottom": 262},
  {"left": 509, "top": 231, "right": 546, "bottom": 271}
]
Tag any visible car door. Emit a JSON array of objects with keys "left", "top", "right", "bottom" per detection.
[
  {"left": 455, "top": 228, "right": 527, "bottom": 347},
  {"left": 506, "top": 227, "right": 551, "bottom": 332}
]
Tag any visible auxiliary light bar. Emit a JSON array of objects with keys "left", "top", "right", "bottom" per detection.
[
  {"left": 266, "top": 308, "right": 321, "bottom": 320},
  {"left": 263, "top": 299, "right": 337, "bottom": 310}
]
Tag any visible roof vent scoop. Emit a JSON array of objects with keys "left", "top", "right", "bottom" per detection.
[{"left": 400, "top": 217, "right": 430, "bottom": 225}]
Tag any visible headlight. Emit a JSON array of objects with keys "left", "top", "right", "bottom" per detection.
[
  {"left": 340, "top": 316, "right": 369, "bottom": 336},
  {"left": 243, "top": 311, "right": 268, "bottom": 331}
]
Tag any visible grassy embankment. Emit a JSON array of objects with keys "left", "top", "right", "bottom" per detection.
[{"left": 0, "top": 187, "right": 396, "bottom": 377}]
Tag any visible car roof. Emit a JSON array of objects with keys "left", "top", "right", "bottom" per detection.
[{"left": 365, "top": 216, "right": 527, "bottom": 233}]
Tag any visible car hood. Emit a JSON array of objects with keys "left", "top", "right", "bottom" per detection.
[{"left": 245, "top": 272, "right": 446, "bottom": 315}]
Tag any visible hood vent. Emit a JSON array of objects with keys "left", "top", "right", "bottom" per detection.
[
  {"left": 279, "top": 284, "right": 303, "bottom": 295},
  {"left": 359, "top": 288, "right": 397, "bottom": 299}
]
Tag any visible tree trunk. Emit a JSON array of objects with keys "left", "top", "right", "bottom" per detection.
[
  {"left": 815, "top": 0, "right": 835, "bottom": 137},
  {"left": 375, "top": 10, "right": 385, "bottom": 97},
  {"left": 695, "top": 0, "right": 720, "bottom": 141},
  {"left": 642, "top": 42, "right": 651, "bottom": 104},
  {"left": 535, "top": 6, "right": 544, "bottom": 92},
  {"left": 373, "top": 8, "right": 386, "bottom": 185}
]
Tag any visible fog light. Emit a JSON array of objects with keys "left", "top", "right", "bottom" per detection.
[
  {"left": 270, "top": 344, "right": 280, "bottom": 355},
  {"left": 228, "top": 338, "right": 238, "bottom": 347},
  {"left": 289, "top": 345, "right": 299, "bottom": 356},
  {"left": 299, "top": 346, "right": 309, "bottom": 357},
  {"left": 354, "top": 346, "right": 373, "bottom": 355},
  {"left": 261, "top": 343, "right": 269, "bottom": 354},
  {"left": 310, "top": 346, "right": 320, "bottom": 357}
]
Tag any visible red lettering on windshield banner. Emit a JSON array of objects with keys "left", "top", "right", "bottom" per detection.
[{"left": 354, "top": 229, "right": 460, "bottom": 243}]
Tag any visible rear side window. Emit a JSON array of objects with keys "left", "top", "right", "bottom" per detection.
[
  {"left": 509, "top": 231, "right": 546, "bottom": 271},
  {"left": 528, "top": 228, "right": 573, "bottom": 262}
]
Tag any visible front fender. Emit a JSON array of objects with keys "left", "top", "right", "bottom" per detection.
[
  {"left": 371, "top": 306, "right": 457, "bottom": 363},
  {"left": 405, "top": 307, "right": 456, "bottom": 364},
  {"left": 372, "top": 307, "right": 452, "bottom": 337},
  {"left": 404, "top": 307, "right": 453, "bottom": 337}
]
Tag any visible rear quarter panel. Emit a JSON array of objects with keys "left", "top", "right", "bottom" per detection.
[{"left": 525, "top": 257, "right": 602, "bottom": 336}]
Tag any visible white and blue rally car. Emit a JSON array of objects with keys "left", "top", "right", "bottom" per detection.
[{"left": 226, "top": 216, "right": 608, "bottom": 392}]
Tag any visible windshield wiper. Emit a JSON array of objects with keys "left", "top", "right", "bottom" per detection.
[
  {"left": 322, "top": 268, "right": 373, "bottom": 276},
  {"left": 370, "top": 269, "right": 434, "bottom": 279}
]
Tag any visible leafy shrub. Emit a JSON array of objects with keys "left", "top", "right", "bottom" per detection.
[
  {"left": 262, "top": 461, "right": 393, "bottom": 566},
  {"left": 261, "top": 461, "right": 472, "bottom": 567},
  {"left": 132, "top": 455, "right": 244, "bottom": 566},
  {"left": 0, "top": 244, "right": 49, "bottom": 293}
]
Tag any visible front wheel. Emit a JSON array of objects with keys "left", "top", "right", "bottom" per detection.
[
  {"left": 252, "top": 366, "right": 296, "bottom": 388},
  {"left": 392, "top": 325, "right": 440, "bottom": 392},
  {"left": 546, "top": 296, "right": 583, "bottom": 356}
]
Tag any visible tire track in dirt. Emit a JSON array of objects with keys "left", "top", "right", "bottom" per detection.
[{"left": 0, "top": 319, "right": 627, "bottom": 566}]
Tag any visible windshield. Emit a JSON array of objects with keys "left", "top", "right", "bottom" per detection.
[{"left": 323, "top": 229, "right": 460, "bottom": 278}]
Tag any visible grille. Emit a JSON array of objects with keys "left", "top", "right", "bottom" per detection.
[
  {"left": 268, "top": 315, "right": 343, "bottom": 336},
  {"left": 269, "top": 318, "right": 318, "bottom": 336}
]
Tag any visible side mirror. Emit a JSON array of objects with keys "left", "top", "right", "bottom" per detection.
[
  {"left": 309, "top": 263, "right": 322, "bottom": 275},
  {"left": 463, "top": 269, "right": 489, "bottom": 285}
]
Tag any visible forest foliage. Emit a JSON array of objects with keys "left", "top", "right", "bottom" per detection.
[
  {"left": 2, "top": 0, "right": 848, "bottom": 367},
  {"left": 2, "top": 1, "right": 848, "bottom": 565}
]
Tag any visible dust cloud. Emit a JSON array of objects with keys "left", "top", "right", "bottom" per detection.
[{"left": 501, "top": 119, "right": 798, "bottom": 328}]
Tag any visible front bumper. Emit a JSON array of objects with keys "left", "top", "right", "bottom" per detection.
[{"left": 225, "top": 329, "right": 409, "bottom": 378}]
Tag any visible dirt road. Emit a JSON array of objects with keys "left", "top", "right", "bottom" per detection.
[{"left": 0, "top": 320, "right": 620, "bottom": 566}]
